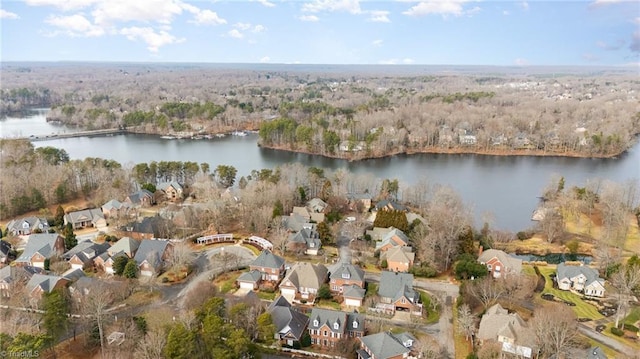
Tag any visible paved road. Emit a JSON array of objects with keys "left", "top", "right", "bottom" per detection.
[{"left": 578, "top": 324, "right": 639, "bottom": 358}]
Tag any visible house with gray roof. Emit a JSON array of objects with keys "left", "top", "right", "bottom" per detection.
[
  {"left": 357, "top": 331, "right": 416, "bottom": 359},
  {"left": 347, "top": 192, "right": 372, "bottom": 212},
  {"left": 280, "top": 262, "right": 328, "bottom": 303},
  {"left": 64, "top": 208, "right": 106, "bottom": 230},
  {"left": 307, "top": 198, "right": 328, "bottom": 213},
  {"left": 309, "top": 308, "right": 365, "bottom": 349},
  {"left": 125, "top": 189, "right": 155, "bottom": 207},
  {"left": 26, "top": 273, "right": 68, "bottom": 299},
  {"left": 377, "top": 271, "right": 422, "bottom": 315},
  {"left": 63, "top": 241, "right": 110, "bottom": 270},
  {"left": 0, "top": 265, "right": 43, "bottom": 298},
  {"left": 282, "top": 213, "right": 315, "bottom": 232},
  {"left": 15, "top": 233, "right": 65, "bottom": 268},
  {"left": 268, "top": 295, "right": 310, "bottom": 346},
  {"left": 158, "top": 182, "right": 184, "bottom": 201},
  {"left": 133, "top": 239, "right": 173, "bottom": 276},
  {"left": 6, "top": 217, "right": 50, "bottom": 236},
  {"left": 237, "top": 269, "right": 263, "bottom": 290},
  {"left": 478, "top": 248, "right": 522, "bottom": 279},
  {"left": 382, "top": 246, "right": 415, "bottom": 273},
  {"left": 343, "top": 285, "right": 366, "bottom": 307},
  {"left": 375, "top": 228, "right": 410, "bottom": 252},
  {"left": 0, "top": 240, "right": 12, "bottom": 265},
  {"left": 101, "top": 199, "right": 131, "bottom": 219},
  {"left": 478, "top": 304, "right": 533, "bottom": 358},
  {"left": 556, "top": 262, "right": 605, "bottom": 297},
  {"left": 287, "top": 228, "right": 322, "bottom": 255},
  {"left": 250, "top": 250, "right": 286, "bottom": 282},
  {"left": 329, "top": 263, "right": 365, "bottom": 293},
  {"left": 107, "top": 237, "right": 140, "bottom": 258}
]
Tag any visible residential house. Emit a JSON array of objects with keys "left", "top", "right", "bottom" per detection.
[
  {"left": 158, "top": 182, "right": 184, "bottom": 201},
  {"left": 125, "top": 189, "right": 155, "bottom": 207},
  {"left": 100, "top": 252, "right": 128, "bottom": 275},
  {"left": 377, "top": 271, "right": 422, "bottom": 315},
  {"left": 339, "top": 140, "right": 365, "bottom": 152},
  {"left": 237, "top": 270, "right": 263, "bottom": 290},
  {"left": 268, "top": 296, "right": 310, "bottom": 347},
  {"left": 0, "top": 265, "right": 43, "bottom": 298},
  {"left": 282, "top": 213, "right": 315, "bottom": 233},
  {"left": 63, "top": 241, "right": 110, "bottom": 270},
  {"left": 478, "top": 303, "right": 533, "bottom": 359},
  {"left": 0, "top": 240, "right": 12, "bottom": 265},
  {"left": 366, "top": 227, "right": 394, "bottom": 242},
  {"left": 343, "top": 285, "right": 366, "bottom": 308},
  {"left": 64, "top": 208, "right": 107, "bottom": 230},
  {"left": 382, "top": 246, "right": 415, "bottom": 273},
  {"left": 287, "top": 228, "right": 322, "bottom": 256},
  {"left": 280, "top": 262, "right": 328, "bottom": 303},
  {"left": 133, "top": 239, "right": 173, "bottom": 277},
  {"left": 61, "top": 267, "right": 86, "bottom": 282},
  {"left": 329, "top": 263, "right": 365, "bottom": 293},
  {"left": 307, "top": 198, "right": 328, "bottom": 214},
  {"left": 374, "top": 200, "right": 406, "bottom": 213},
  {"left": 459, "top": 133, "right": 478, "bottom": 146},
  {"left": 556, "top": 262, "right": 606, "bottom": 297},
  {"left": 308, "top": 308, "right": 365, "bottom": 348},
  {"left": 477, "top": 249, "right": 523, "bottom": 279},
  {"left": 250, "top": 250, "right": 286, "bottom": 282},
  {"left": 108, "top": 237, "right": 140, "bottom": 258},
  {"left": 120, "top": 216, "right": 167, "bottom": 240},
  {"left": 346, "top": 192, "right": 372, "bottom": 212},
  {"left": 14, "top": 233, "right": 65, "bottom": 268},
  {"left": 292, "top": 206, "right": 325, "bottom": 223},
  {"left": 375, "top": 228, "right": 410, "bottom": 252},
  {"left": 357, "top": 331, "right": 417, "bottom": 359},
  {"left": 101, "top": 199, "right": 131, "bottom": 219},
  {"left": 25, "top": 273, "right": 68, "bottom": 299},
  {"left": 6, "top": 217, "right": 50, "bottom": 236}
]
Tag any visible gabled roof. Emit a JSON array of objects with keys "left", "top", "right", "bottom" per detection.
[
  {"left": 26, "top": 274, "right": 66, "bottom": 294},
  {"left": 63, "top": 241, "right": 110, "bottom": 261},
  {"left": 7, "top": 217, "right": 49, "bottom": 233},
  {"left": 556, "top": 263, "right": 604, "bottom": 288},
  {"left": 378, "top": 271, "right": 419, "bottom": 303},
  {"left": 366, "top": 227, "right": 394, "bottom": 242},
  {"left": 158, "top": 181, "right": 183, "bottom": 192},
  {"left": 478, "top": 249, "right": 522, "bottom": 273},
  {"left": 307, "top": 198, "right": 328, "bottom": 212},
  {"left": 0, "top": 265, "right": 43, "bottom": 284},
  {"left": 102, "top": 199, "right": 124, "bottom": 211},
  {"left": 478, "top": 303, "right": 528, "bottom": 342},
  {"left": 0, "top": 239, "right": 11, "bottom": 257},
  {"left": 251, "top": 250, "right": 285, "bottom": 269},
  {"left": 16, "top": 233, "right": 63, "bottom": 263},
  {"left": 123, "top": 216, "right": 165, "bottom": 236},
  {"left": 375, "top": 227, "right": 410, "bottom": 251},
  {"left": 288, "top": 228, "right": 321, "bottom": 250},
  {"left": 282, "top": 214, "right": 314, "bottom": 232},
  {"left": 346, "top": 192, "right": 372, "bottom": 200},
  {"left": 343, "top": 285, "right": 366, "bottom": 299},
  {"left": 281, "top": 262, "right": 328, "bottom": 291},
  {"left": 268, "top": 296, "right": 309, "bottom": 341},
  {"left": 382, "top": 246, "right": 415, "bottom": 264},
  {"left": 133, "top": 239, "right": 171, "bottom": 267},
  {"left": 309, "top": 308, "right": 363, "bottom": 334},
  {"left": 375, "top": 200, "right": 406, "bottom": 212},
  {"left": 237, "top": 269, "right": 262, "bottom": 283},
  {"left": 108, "top": 237, "right": 140, "bottom": 257},
  {"left": 330, "top": 263, "right": 365, "bottom": 283},
  {"left": 359, "top": 331, "right": 411, "bottom": 359},
  {"left": 64, "top": 208, "right": 105, "bottom": 225},
  {"left": 62, "top": 268, "right": 86, "bottom": 281},
  {"left": 127, "top": 189, "right": 154, "bottom": 204}
]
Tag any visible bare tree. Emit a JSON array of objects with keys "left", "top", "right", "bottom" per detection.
[
  {"left": 538, "top": 207, "right": 564, "bottom": 243},
  {"left": 457, "top": 303, "right": 477, "bottom": 343},
  {"left": 182, "top": 280, "right": 218, "bottom": 311},
  {"left": 133, "top": 330, "right": 167, "bottom": 359},
  {"left": 77, "top": 281, "right": 116, "bottom": 359},
  {"left": 167, "top": 240, "right": 196, "bottom": 274},
  {"left": 532, "top": 303, "right": 578, "bottom": 359},
  {"left": 611, "top": 265, "right": 640, "bottom": 328},
  {"left": 466, "top": 277, "right": 506, "bottom": 309}
]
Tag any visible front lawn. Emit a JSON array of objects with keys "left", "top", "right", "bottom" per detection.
[
  {"left": 533, "top": 265, "right": 604, "bottom": 320},
  {"left": 625, "top": 307, "right": 640, "bottom": 325},
  {"left": 420, "top": 291, "right": 441, "bottom": 324},
  {"left": 214, "top": 272, "right": 241, "bottom": 293}
]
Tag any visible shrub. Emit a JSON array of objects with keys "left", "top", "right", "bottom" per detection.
[
  {"left": 516, "top": 231, "right": 528, "bottom": 240},
  {"left": 411, "top": 264, "right": 438, "bottom": 278},
  {"left": 610, "top": 327, "right": 624, "bottom": 336},
  {"left": 623, "top": 323, "right": 639, "bottom": 333},
  {"left": 380, "top": 259, "right": 388, "bottom": 269}
]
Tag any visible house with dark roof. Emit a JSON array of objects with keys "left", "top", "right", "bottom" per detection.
[
  {"left": 374, "top": 200, "right": 406, "bottom": 213},
  {"left": 63, "top": 241, "right": 110, "bottom": 270},
  {"left": 282, "top": 214, "right": 315, "bottom": 232},
  {"left": 6, "top": 217, "right": 50, "bottom": 236},
  {"left": 556, "top": 262, "right": 605, "bottom": 297},
  {"left": 478, "top": 304, "right": 533, "bottom": 359},
  {"left": 158, "top": 182, "right": 184, "bottom": 201},
  {"left": 120, "top": 216, "right": 167, "bottom": 240},
  {"left": 133, "top": 239, "right": 173, "bottom": 276},
  {"left": 237, "top": 270, "right": 263, "bottom": 290},
  {"left": 287, "top": 228, "right": 322, "bottom": 255},
  {"left": 382, "top": 246, "right": 415, "bottom": 273},
  {"left": 250, "top": 250, "right": 286, "bottom": 282},
  {"left": 15, "top": 233, "right": 65, "bottom": 268},
  {"left": 377, "top": 271, "right": 422, "bottom": 315},
  {"left": 26, "top": 273, "right": 68, "bottom": 299},
  {"left": 308, "top": 308, "right": 365, "bottom": 349},
  {"left": 477, "top": 248, "right": 522, "bottom": 279},
  {"left": 0, "top": 265, "right": 43, "bottom": 298},
  {"left": 125, "top": 189, "right": 155, "bottom": 207},
  {"left": 268, "top": 296, "right": 310, "bottom": 347},
  {"left": 280, "top": 262, "right": 328, "bottom": 303},
  {"left": 0, "top": 240, "right": 12, "bottom": 265},
  {"left": 329, "top": 263, "right": 365, "bottom": 294},
  {"left": 64, "top": 208, "right": 106, "bottom": 230},
  {"left": 357, "top": 331, "right": 417, "bottom": 359}
]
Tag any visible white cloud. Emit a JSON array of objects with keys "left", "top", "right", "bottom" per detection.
[
  {"left": 372, "top": 39, "right": 383, "bottom": 47},
  {"left": 596, "top": 39, "right": 625, "bottom": 50},
  {"left": 0, "top": 9, "right": 20, "bottom": 19},
  {"left": 254, "top": 0, "right": 275, "bottom": 7},
  {"left": 368, "top": 10, "right": 390, "bottom": 23},
  {"left": 189, "top": 9, "right": 226, "bottom": 25},
  {"left": 379, "top": 58, "right": 414, "bottom": 65},
  {"left": 25, "top": 0, "right": 99, "bottom": 11},
  {"left": 252, "top": 24, "right": 267, "bottom": 33},
  {"left": 402, "top": 58, "right": 414, "bottom": 64},
  {"left": 45, "top": 14, "right": 105, "bottom": 37},
  {"left": 302, "top": 0, "right": 361, "bottom": 14},
  {"left": 228, "top": 29, "right": 244, "bottom": 39},
  {"left": 234, "top": 22, "right": 252, "bottom": 30},
  {"left": 502, "top": 10, "right": 509, "bottom": 16},
  {"left": 260, "top": 56, "right": 270, "bottom": 63},
  {"left": 634, "top": 17, "right": 640, "bottom": 25},
  {"left": 91, "top": 0, "right": 185, "bottom": 26},
  {"left": 591, "top": 0, "right": 626, "bottom": 5},
  {"left": 402, "top": 0, "right": 474, "bottom": 17},
  {"left": 582, "top": 53, "right": 600, "bottom": 62},
  {"left": 298, "top": 15, "right": 319, "bottom": 22},
  {"left": 120, "top": 26, "right": 184, "bottom": 52},
  {"left": 520, "top": 1, "right": 529, "bottom": 11},
  {"left": 514, "top": 58, "right": 529, "bottom": 66}
]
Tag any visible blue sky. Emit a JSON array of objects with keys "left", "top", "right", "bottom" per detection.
[{"left": 1, "top": 0, "right": 638, "bottom": 65}]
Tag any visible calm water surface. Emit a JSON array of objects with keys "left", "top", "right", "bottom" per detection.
[{"left": 3, "top": 110, "right": 638, "bottom": 232}]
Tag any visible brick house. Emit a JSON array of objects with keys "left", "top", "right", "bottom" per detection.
[
  {"left": 329, "top": 263, "right": 365, "bottom": 293},
  {"left": 14, "top": 233, "right": 65, "bottom": 268},
  {"left": 377, "top": 271, "right": 422, "bottom": 315},
  {"left": 308, "top": 308, "right": 365, "bottom": 349},
  {"left": 477, "top": 249, "right": 522, "bottom": 279}
]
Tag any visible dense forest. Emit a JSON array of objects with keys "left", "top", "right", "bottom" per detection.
[{"left": 1, "top": 64, "right": 638, "bottom": 158}]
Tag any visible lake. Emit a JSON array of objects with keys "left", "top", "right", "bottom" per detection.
[{"left": 2, "top": 109, "right": 639, "bottom": 232}]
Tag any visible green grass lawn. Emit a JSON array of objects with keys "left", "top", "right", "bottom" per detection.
[
  {"left": 257, "top": 291, "right": 276, "bottom": 301},
  {"left": 419, "top": 290, "right": 441, "bottom": 324},
  {"left": 625, "top": 307, "right": 640, "bottom": 325},
  {"left": 531, "top": 265, "right": 604, "bottom": 320}
]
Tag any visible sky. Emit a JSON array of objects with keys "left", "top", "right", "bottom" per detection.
[{"left": 0, "top": 0, "right": 638, "bottom": 66}]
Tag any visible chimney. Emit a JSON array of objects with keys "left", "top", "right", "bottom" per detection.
[{"left": 478, "top": 246, "right": 484, "bottom": 256}]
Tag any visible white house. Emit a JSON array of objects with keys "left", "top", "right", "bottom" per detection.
[{"left": 556, "top": 262, "right": 605, "bottom": 297}]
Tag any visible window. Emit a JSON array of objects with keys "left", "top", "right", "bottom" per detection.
[
  {"left": 341, "top": 272, "right": 350, "bottom": 279},
  {"left": 487, "top": 264, "right": 492, "bottom": 270},
  {"left": 401, "top": 297, "right": 406, "bottom": 304},
  {"left": 333, "top": 322, "right": 339, "bottom": 330},
  {"left": 313, "top": 320, "right": 319, "bottom": 327},
  {"left": 352, "top": 320, "right": 358, "bottom": 329},
  {"left": 495, "top": 265, "right": 501, "bottom": 271},
  {"left": 324, "top": 331, "right": 328, "bottom": 337}
]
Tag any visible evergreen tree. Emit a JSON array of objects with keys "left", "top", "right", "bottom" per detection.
[
  {"left": 123, "top": 259, "right": 138, "bottom": 278},
  {"left": 316, "top": 221, "right": 333, "bottom": 245},
  {"left": 256, "top": 312, "right": 276, "bottom": 343},
  {"left": 54, "top": 205, "right": 65, "bottom": 227},
  {"left": 164, "top": 323, "right": 198, "bottom": 359},
  {"left": 42, "top": 289, "right": 69, "bottom": 347},
  {"left": 113, "top": 256, "right": 129, "bottom": 276},
  {"left": 272, "top": 199, "right": 284, "bottom": 219},
  {"left": 63, "top": 223, "right": 77, "bottom": 250}
]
